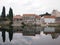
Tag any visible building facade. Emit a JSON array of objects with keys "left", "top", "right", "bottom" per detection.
[
  {"left": 44, "top": 16, "right": 56, "bottom": 24},
  {"left": 13, "top": 15, "right": 22, "bottom": 26},
  {"left": 23, "top": 14, "right": 36, "bottom": 24},
  {"left": 35, "top": 15, "right": 41, "bottom": 25}
]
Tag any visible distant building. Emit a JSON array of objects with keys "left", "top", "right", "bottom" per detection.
[
  {"left": 13, "top": 15, "right": 22, "bottom": 26},
  {"left": 35, "top": 15, "right": 41, "bottom": 25},
  {"left": 44, "top": 16, "right": 56, "bottom": 24},
  {"left": 23, "top": 14, "right": 36, "bottom": 24},
  {"left": 52, "top": 10, "right": 60, "bottom": 17},
  {"left": 55, "top": 17, "right": 60, "bottom": 23}
]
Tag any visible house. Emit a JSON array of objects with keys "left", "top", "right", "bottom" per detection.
[
  {"left": 44, "top": 16, "right": 56, "bottom": 24},
  {"left": 35, "top": 15, "right": 41, "bottom": 25},
  {"left": 12, "top": 15, "right": 22, "bottom": 26},
  {"left": 51, "top": 10, "right": 60, "bottom": 17},
  {"left": 23, "top": 14, "right": 36, "bottom": 24},
  {"left": 51, "top": 10, "right": 60, "bottom": 23},
  {"left": 55, "top": 17, "right": 60, "bottom": 23}
]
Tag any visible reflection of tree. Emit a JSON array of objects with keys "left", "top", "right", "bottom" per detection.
[
  {"left": 8, "top": 26, "right": 13, "bottom": 41},
  {"left": 51, "top": 33, "right": 59, "bottom": 39},
  {"left": 8, "top": 21, "right": 13, "bottom": 41},
  {"left": 2, "top": 29, "right": 6, "bottom": 42},
  {"left": 8, "top": 30, "right": 13, "bottom": 41}
]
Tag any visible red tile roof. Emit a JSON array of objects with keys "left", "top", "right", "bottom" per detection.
[
  {"left": 13, "top": 15, "right": 22, "bottom": 19},
  {"left": 23, "top": 14, "right": 36, "bottom": 16},
  {"left": 44, "top": 16, "right": 56, "bottom": 18},
  {"left": 35, "top": 15, "right": 41, "bottom": 18}
]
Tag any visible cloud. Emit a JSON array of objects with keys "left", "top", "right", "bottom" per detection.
[{"left": 0, "top": 0, "right": 60, "bottom": 15}]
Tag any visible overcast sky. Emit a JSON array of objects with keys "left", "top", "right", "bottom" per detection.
[{"left": 0, "top": 0, "right": 60, "bottom": 15}]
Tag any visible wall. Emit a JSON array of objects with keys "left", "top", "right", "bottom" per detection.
[{"left": 44, "top": 18, "right": 55, "bottom": 23}]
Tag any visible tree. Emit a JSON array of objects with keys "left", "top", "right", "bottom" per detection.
[
  {"left": 7, "top": 8, "right": 13, "bottom": 21},
  {"left": 1, "top": 6, "right": 6, "bottom": 20}
]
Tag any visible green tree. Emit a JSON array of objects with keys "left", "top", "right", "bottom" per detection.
[
  {"left": 7, "top": 8, "right": 13, "bottom": 21},
  {"left": 1, "top": 6, "right": 6, "bottom": 20}
]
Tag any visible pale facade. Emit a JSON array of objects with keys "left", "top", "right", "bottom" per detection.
[
  {"left": 44, "top": 18, "right": 55, "bottom": 23},
  {"left": 44, "top": 16, "right": 56, "bottom": 24},
  {"left": 23, "top": 14, "right": 36, "bottom": 24},
  {"left": 35, "top": 15, "right": 41, "bottom": 25},
  {"left": 13, "top": 15, "right": 22, "bottom": 26}
]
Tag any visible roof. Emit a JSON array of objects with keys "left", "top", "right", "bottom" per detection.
[
  {"left": 35, "top": 15, "right": 41, "bottom": 18},
  {"left": 13, "top": 15, "right": 22, "bottom": 19},
  {"left": 23, "top": 14, "right": 36, "bottom": 16},
  {"left": 44, "top": 16, "right": 56, "bottom": 18}
]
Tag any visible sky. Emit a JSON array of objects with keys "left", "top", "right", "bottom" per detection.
[{"left": 0, "top": 0, "right": 60, "bottom": 15}]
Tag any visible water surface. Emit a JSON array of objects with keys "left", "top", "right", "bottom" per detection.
[{"left": 0, "top": 26, "right": 60, "bottom": 45}]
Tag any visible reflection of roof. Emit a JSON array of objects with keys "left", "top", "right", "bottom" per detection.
[
  {"left": 44, "top": 32, "right": 55, "bottom": 34},
  {"left": 23, "top": 34, "right": 35, "bottom": 36},
  {"left": 13, "top": 15, "right": 22, "bottom": 19},
  {"left": 44, "top": 16, "right": 56, "bottom": 18},
  {"left": 23, "top": 14, "right": 36, "bottom": 16}
]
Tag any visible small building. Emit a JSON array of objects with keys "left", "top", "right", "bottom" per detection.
[
  {"left": 55, "top": 17, "right": 60, "bottom": 23},
  {"left": 23, "top": 14, "right": 36, "bottom": 24},
  {"left": 35, "top": 15, "right": 41, "bottom": 25},
  {"left": 13, "top": 15, "right": 22, "bottom": 26},
  {"left": 44, "top": 16, "right": 56, "bottom": 24},
  {"left": 51, "top": 10, "right": 60, "bottom": 17}
]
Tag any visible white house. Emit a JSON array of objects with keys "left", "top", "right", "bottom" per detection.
[{"left": 44, "top": 16, "right": 56, "bottom": 24}]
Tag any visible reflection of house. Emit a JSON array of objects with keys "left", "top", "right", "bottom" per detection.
[
  {"left": 51, "top": 33, "right": 60, "bottom": 39},
  {"left": 13, "top": 15, "right": 22, "bottom": 26},
  {"left": 55, "top": 27, "right": 60, "bottom": 33},
  {"left": 23, "top": 26, "right": 36, "bottom": 36},
  {"left": 44, "top": 27, "right": 55, "bottom": 34},
  {"left": 23, "top": 30, "right": 35, "bottom": 36},
  {"left": 35, "top": 27, "right": 42, "bottom": 34},
  {"left": 44, "top": 16, "right": 56, "bottom": 24},
  {"left": 43, "top": 27, "right": 60, "bottom": 39},
  {"left": 51, "top": 10, "right": 60, "bottom": 23},
  {"left": 23, "top": 14, "right": 36, "bottom": 24},
  {"left": 13, "top": 26, "right": 23, "bottom": 33}
]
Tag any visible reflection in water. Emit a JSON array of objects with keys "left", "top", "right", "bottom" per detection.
[
  {"left": 8, "top": 26, "right": 13, "bottom": 42},
  {"left": 8, "top": 30, "right": 13, "bottom": 41},
  {"left": 1, "top": 29, "right": 6, "bottom": 42},
  {"left": 0, "top": 26, "right": 60, "bottom": 43},
  {"left": 43, "top": 27, "right": 60, "bottom": 39},
  {"left": 51, "top": 33, "right": 60, "bottom": 39}
]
